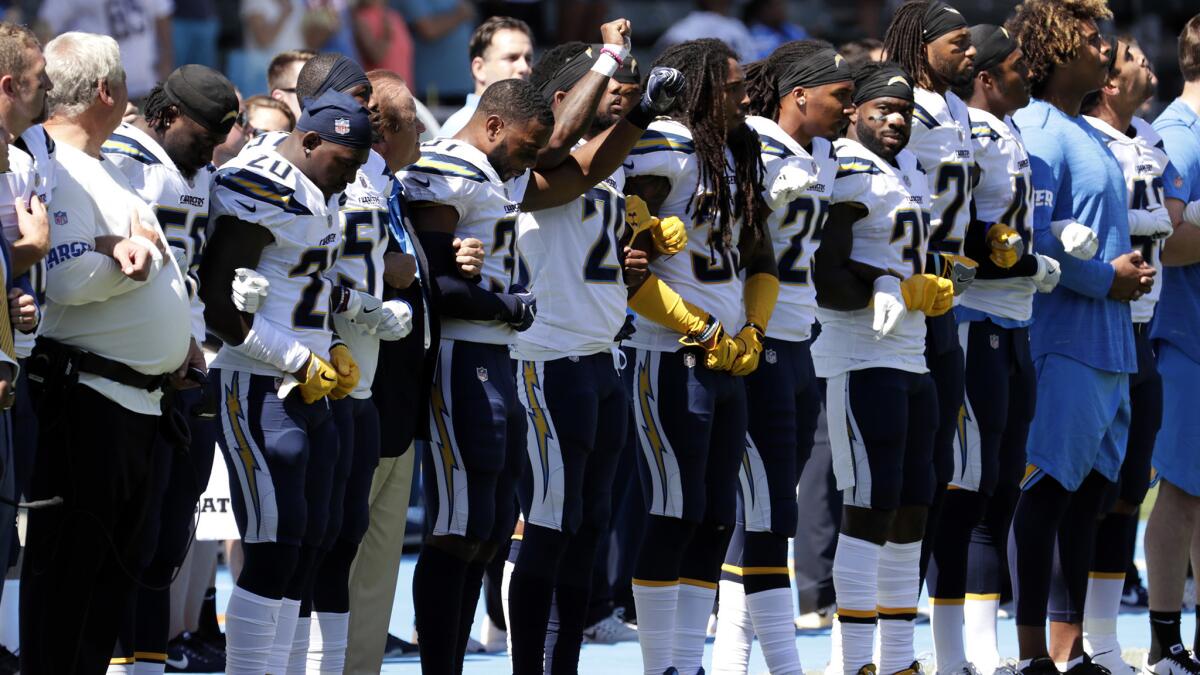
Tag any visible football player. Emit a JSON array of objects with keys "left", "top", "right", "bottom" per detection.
[
  {"left": 199, "top": 90, "right": 373, "bottom": 675},
  {"left": 882, "top": 5, "right": 981, "bottom": 611},
  {"left": 621, "top": 37, "right": 778, "bottom": 675},
  {"left": 1006, "top": 2, "right": 1154, "bottom": 673},
  {"left": 400, "top": 18, "right": 686, "bottom": 673},
  {"left": 99, "top": 64, "right": 238, "bottom": 675},
  {"left": 813, "top": 61, "right": 948, "bottom": 675},
  {"left": 1080, "top": 37, "right": 1174, "bottom": 673},
  {"left": 1143, "top": 13, "right": 1200, "bottom": 674},
  {"left": 710, "top": 39, "right": 853, "bottom": 675},
  {"left": 937, "top": 24, "right": 1059, "bottom": 674}
]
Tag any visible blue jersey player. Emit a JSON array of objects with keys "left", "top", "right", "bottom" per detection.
[{"left": 1005, "top": 3, "right": 1154, "bottom": 674}]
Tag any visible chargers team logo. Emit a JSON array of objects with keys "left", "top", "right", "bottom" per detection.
[
  {"left": 53, "top": 210, "right": 67, "bottom": 226},
  {"left": 476, "top": 366, "right": 489, "bottom": 382},
  {"left": 334, "top": 117, "right": 351, "bottom": 135}
]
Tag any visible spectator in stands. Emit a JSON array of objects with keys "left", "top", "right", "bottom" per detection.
[
  {"left": 173, "top": 0, "right": 219, "bottom": 68},
  {"left": 743, "top": 0, "right": 808, "bottom": 60},
  {"left": 242, "top": 0, "right": 305, "bottom": 93},
  {"left": 302, "top": 0, "right": 358, "bottom": 57},
  {"left": 37, "top": 0, "right": 173, "bottom": 99},
  {"left": 244, "top": 93, "right": 295, "bottom": 134},
  {"left": 268, "top": 48, "right": 315, "bottom": 121},
  {"left": 653, "top": 0, "right": 756, "bottom": 61},
  {"left": 392, "top": 0, "right": 476, "bottom": 101},
  {"left": 437, "top": 16, "right": 533, "bottom": 137},
  {"left": 352, "top": 0, "right": 415, "bottom": 83}
]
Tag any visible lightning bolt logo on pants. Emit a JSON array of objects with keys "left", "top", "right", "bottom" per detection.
[
  {"left": 637, "top": 359, "right": 669, "bottom": 503},
  {"left": 429, "top": 378, "right": 457, "bottom": 516},
  {"left": 224, "top": 377, "right": 261, "bottom": 537},
  {"left": 522, "top": 362, "right": 554, "bottom": 501}
]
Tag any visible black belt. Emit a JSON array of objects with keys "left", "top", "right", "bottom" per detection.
[{"left": 31, "top": 338, "right": 166, "bottom": 392}]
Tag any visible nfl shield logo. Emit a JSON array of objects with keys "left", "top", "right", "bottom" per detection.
[
  {"left": 765, "top": 349, "right": 777, "bottom": 365},
  {"left": 476, "top": 367, "right": 489, "bottom": 382},
  {"left": 989, "top": 335, "right": 1000, "bottom": 350},
  {"left": 334, "top": 117, "right": 351, "bottom": 135},
  {"left": 903, "top": 175, "right": 911, "bottom": 187},
  {"left": 683, "top": 353, "right": 696, "bottom": 369},
  {"left": 53, "top": 210, "right": 67, "bottom": 226}
]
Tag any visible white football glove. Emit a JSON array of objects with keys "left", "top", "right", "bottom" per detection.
[
  {"left": 1051, "top": 220, "right": 1099, "bottom": 260},
  {"left": 1127, "top": 207, "right": 1174, "bottom": 240},
  {"left": 871, "top": 275, "right": 908, "bottom": 339},
  {"left": 232, "top": 267, "right": 270, "bottom": 314},
  {"left": 339, "top": 289, "right": 389, "bottom": 334},
  {"left": 764, "top": 161, "right": 817, "bottom": 211},
  {"left": 1031, "top": 254, "right": 1061, "bottom": 293},
  {"left": 374, "top": 299, "right": 414, "bottom": 341}
]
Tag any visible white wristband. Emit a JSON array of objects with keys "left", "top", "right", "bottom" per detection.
[
  {"left": 229, "top": 313, "right": 312, "bottom": 373},
  {"left": 592, "top": 53, "right": 619, "bottom": 78}
]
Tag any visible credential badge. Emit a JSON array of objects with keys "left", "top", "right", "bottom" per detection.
[{"left": 683, "top": 353, "right": 696, "bottom": 369}]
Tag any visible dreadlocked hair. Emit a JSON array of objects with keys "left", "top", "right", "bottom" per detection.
[
  {"left": 883, "top": 1, "right": 934, "bottom": 89},
  {"left": 1006, "top": 0, "right": 1112, "bottom": 99},
  {"left": 140, "top": 84, "right": 177, "bottom": 133},
  {"left": 653, "top": 38, "right": 767, "bottom": 252},
  {"left": 745, "top": 39, "right": 834, "bottom": 120}
]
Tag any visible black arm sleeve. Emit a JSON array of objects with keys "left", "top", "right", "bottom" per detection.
[
  {"left": 963, "top": 217, "right": 1040, "bottom": 280},
  {"left": 417, "top": 229, "right": 524, "bottom": 322}
]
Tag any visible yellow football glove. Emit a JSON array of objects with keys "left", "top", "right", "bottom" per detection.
[
  {"left": 900, "top": 273, "right": 954, "bottom": 316},
  {"left": 677, "top": 315, "right": 740, "bottom": 371},
  {"left": 986, "top": 224, "right": 1025, "bottom": 269},
  {"left": 297, "top": 354, "right": 339, "bottom": 404},
  {"left": 729, "top": 324, "right": 765, "bottom": 376},
  {"left": 328, "top": 344, "right": 360, "bottom": 400},
  {"left": 625, "top": 195, "right": 657, "bottom": 236},
  {"left": 936, "top": 253, "right": 978, "bottom": 296},
  {"left": 651, "top": 216, "right": 687, "bottom": 255}
]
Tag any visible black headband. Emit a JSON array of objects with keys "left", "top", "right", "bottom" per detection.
[
  {"left": 775, "top": 48, "right": 852, "bottom": 96},
  {"left": 968, "top": 24, "right": 1017, "bottom": 73},
  {"left": 853, "top": 64, "right": 914, "bottom": 105},
  {"left": 538, "top": 46, "right": 596, "bottom": 98},
  {"left": 611, "top": 48, "right": 641, "bottom": 85},
  {"left": 923, "top": 0, "right": 969, "bottom": 43},
  {"left": 309, "top": 55, "right": 370, "bottom": 102}
]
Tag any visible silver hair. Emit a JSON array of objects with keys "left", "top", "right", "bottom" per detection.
[{"left": 44, "top": 32, "right": 125, "bottom": 118}]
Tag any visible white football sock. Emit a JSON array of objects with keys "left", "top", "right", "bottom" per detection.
[
  {"left": 834, "top": 534, "right": 882, "bottom": 675},
  {"left": 132, "top": 660, "right": 166, "bottom": 675},
  {"left": 674, "top": 580, "right": 717, "bottom": 675},
  {"left": 307, "top": 611, "right": 349, "bottom": 673},
  {"left": 964, "top": 594, "right": 1000, "bottom": 673},
  {"left": 633, "top": 581, "right": 679, "bottom": 675},
  {"left": 712, "top": 579, "right": 753, "bottom": 674},
  {"left": 224, "top": 586, "right": 282, "bottom": 675},
  {"left": 747, "top": 587, "right": 802, "bottom": 675},
  {"left": 502, "top": 558, "right": 514, "bottom": 658},
  {"left": 878, "top": 541, "right": 921, "bottom": 675},
  {"left": 266, "top": 597, "right": 301, "bottom": 675},
  {"left": 107, "top": 661, "right": 132, "bottom": 675},
  {"left": 930, "top": 600, "right": 966, "bottom": 672},
  {"left": 826, "top": 618, "right": 845, "bottom": 675},
  {"left": 0, "top": 579, "right": 19, "bottom": 651},
  {"left": 1083, "top": 574, "right": 1124, "bottom": 662},
  {"left": 286, "top": 615, "right": 309, "bottom": 674}
]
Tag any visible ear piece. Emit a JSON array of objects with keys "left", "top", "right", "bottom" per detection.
[{"left": 304, "top": 147, "right": 312, "bottom": 157}]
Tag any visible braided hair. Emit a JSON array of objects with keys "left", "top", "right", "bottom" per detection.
[
  {"left": 745, "top": 39, "right": 835, "bottom": 120},
  {"left": 140, "top": 84, "right": 177, "bottom": 134},
  {"left": 653, "top": 39, "right": 766, "bottom": 252},
  {"left": 883, "top": 1, "right": 934, "bottom": 89}
]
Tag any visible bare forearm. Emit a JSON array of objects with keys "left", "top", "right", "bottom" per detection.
[{"left": 535, "top": 71, "right": 609, "bottom": 169}]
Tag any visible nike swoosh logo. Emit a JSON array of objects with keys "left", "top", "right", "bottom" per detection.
[
  {"left": 362, "top": 306, "right": 378, "bottom": 314},
  {"left": 410, "top": 175, "right": 431, "bottom": 188},
  {"left": 321, "top": 374, "right": 336, "bottom": 382},
  {"left": 165, "top": 655, "right": 188, "bottom": 669},
  {"left": 235, "top": 199, "right": 257, "bottom": 213},
  {"left": 623, "top": 161, "right": 634, "bottom": 170}
]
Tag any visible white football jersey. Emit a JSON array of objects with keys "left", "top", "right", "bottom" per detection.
[
  {"left": 209, "top": 140, "right": 343, "bottom": 377},
  {"left": 812, "top": 138, "right": 930, "bottom": 378},
  {"left": 909, "top": 88, "right": 974, "bottom": 256},
  {"left": 330, "top": 150, "right": 393, "bottom": 398},
  {"left": 513, "top": 152, "right": 628, "bottom": 361},
  {"left": 103, "top": 122, "right": 214, "bottom": 345},
  {"left": 623, "top": 119, "right": 745, "bottom": 352},
  {"left": 399, "top": 138, "right": 530, "bottom": 345},
  {"left": 1086, "top": 115, "right": 1169, "bottom": 324},
  {"left": 746, "top": 115, "right": 836, "bottom": 342},
  {"left": 958, "top": 109, "right": 1037, "bottom": 323},
  {"left": 0, "top": 125, "right": 56, "bottom": 358}
]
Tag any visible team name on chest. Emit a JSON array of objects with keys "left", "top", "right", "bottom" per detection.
[{"left": 179, "top": 194, "right": 205, "bottom": 207}]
